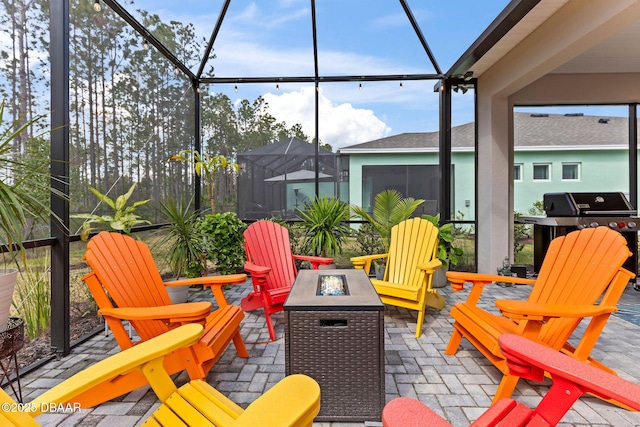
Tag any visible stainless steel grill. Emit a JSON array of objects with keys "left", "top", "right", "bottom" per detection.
[{"left": 517, "top": 192, "right": 638, "bottom": 278}]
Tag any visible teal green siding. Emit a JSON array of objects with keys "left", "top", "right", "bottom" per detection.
[
  {"left": 347, "top": 148, "right": 632, "bottom": 220},
  {"left": 513, "top": 149, "right": 629, "bottom": 214},
  {"left": 347, "top": 151, "right": 476, "bottom": 220}
]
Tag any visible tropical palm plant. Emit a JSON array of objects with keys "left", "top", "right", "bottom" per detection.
[
  {"left": 0, "top": 100, "right": 66, "bottom": 264},
  {"left": 169, "top": 150, "right": 240, "bottom": 214},
  {"left": 351, "top": 189, "right": 424, "bottom": 252},
  {"left": 0, "top": 99, "right": 67, "bottom": 332},
  {"left": 72, "top": 183, "right": 151, "bottom": 241},
  {"left": 298, "top": 196, "right": 351, "bottom": 257}
]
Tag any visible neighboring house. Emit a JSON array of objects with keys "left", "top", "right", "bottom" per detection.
[{"left": 340, "top": 112, "right": 632, "bottom": 219}]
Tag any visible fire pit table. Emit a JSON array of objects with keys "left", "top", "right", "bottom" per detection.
[{"left": 284, "top": 269, "right": 384, "bottom": 422}]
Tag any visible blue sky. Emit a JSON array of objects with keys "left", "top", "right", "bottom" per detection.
[{"left": 131, "top": 0, "right": 512, "bottom": 149}]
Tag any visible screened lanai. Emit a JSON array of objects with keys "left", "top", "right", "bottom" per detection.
[
  {"left": 33, "top": 0, "right": 484, "bottom": 359},
  {"left": 5, "top": 0, "right": 640, "bottom": 374}
]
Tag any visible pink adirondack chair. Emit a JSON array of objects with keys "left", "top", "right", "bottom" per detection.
[{"left": 241, "top": 220, "right": 334, "bottom": 340}]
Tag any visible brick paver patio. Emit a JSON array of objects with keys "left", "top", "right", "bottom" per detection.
[{"left": 6, "top": 276, "right": 640, "bottom": 426}]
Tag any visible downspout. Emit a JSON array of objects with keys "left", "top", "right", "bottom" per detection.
[
  {"left": 630, "top": 104, "right": 638, "bottom": 209},
  {"left": 194, "top": 81, "right": 201, "bottom": 212}
]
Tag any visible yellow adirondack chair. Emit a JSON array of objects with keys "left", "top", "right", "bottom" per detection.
[
  {"left": 0, "top": 324, "right": 321, "bottom": 427},
  {"left": 445, "top": 226, "right": 635, "bottom": 407},
  {"left": 351, "top": 217, "right": 445, "bottom": 338}
]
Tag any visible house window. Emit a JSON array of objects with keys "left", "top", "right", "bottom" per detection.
[
  {"left": 533, "top": 163, "right": 550, "bottom": 181},
  {"left": 361, "top": 164, "right": 443, "bottom": 216},
  {"left": 514, "top": 164, "right": 523, "bottom": 181},
  {"left": 562, "top": 163, "right": 580, "bottom": 181}
]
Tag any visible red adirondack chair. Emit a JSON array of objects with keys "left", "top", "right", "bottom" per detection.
[
  {"left": 382, "top": 334, "right": 640, "bottom": 427},
  {"left": 242, "top": 220, "right": 334, "bottom": 340}
]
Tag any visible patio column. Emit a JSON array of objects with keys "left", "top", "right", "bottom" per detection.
[{"left": 476, "top": 96, "right": 513, "bottom": 273}]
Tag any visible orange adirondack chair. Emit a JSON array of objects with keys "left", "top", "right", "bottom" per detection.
[
  {"left": 241, "top": 220, "right": 333, "bottom": 340},
  {"left": 382, "top": 333, "right": 640, "bottom": 427},
  {"left": 445, "top": 226, "right": 635, "bottom": 406},
  {"left": 79, "top": 231, "right": 249, "bottom": 406},
  {"left": 351, "top": 217, "right": 445, "bottom": 338}
]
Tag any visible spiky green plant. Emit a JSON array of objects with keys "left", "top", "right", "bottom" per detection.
[
  {"left": 351, "top": 189, "right": 424, "bottom": 252},
  {"left": 156, "top": 197, "right": 205, "bottom": 278},
  {"left": 13, "top": 251, "right": 51, "bottom": 339},
  {"left": 298, "top": 196, "right": 351, "bottom": 257}
]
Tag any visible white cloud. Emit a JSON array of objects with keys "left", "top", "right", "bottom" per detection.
[{"left": 263, "top": 86, "right": 391, "bottom": 150}]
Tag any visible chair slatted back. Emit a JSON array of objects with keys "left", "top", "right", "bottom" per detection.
[
  {"left": 84, "top": 232, "right": 173, "bottom": 341},
  {"left": 386, "top": 218, "right": 439, "bottom": 288},
  {"left": 529, "top": 227, "right": 630, "bottom": 349},
  {"left": 243, "top": 220, "right": 297, "bottom": 291}
]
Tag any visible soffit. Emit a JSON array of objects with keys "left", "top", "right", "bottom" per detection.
[
  {"left": 449, "top": 0, "right": 640, "bottom": 79},
  {"left": 553, "top": 20, "right": 640, "bottom": 73}
]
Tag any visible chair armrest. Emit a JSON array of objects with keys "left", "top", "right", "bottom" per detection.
[
  {"left": 164, "top": 274, "right": 247, "bottom": 287},
  {"left": 100, "top": 301, "right": 212, "bottom": 324},
  {"left": 243, "top": 261, "right": 271, "bottom": 279},
  {"left": 232, "top": 374, "right": 321, "bottom": 427},
  {"left": 446, "top": 271, "right": 535, "bottom": 292},
  {"left": 243, "top": 261, "right": 271, "bottom": 296},
  {"left": 29, "top": 324, "right": 204, "bottom": 414},
  {"left": 496, "top": 300, "right": 617, "bottom": 322},
  {"left": 499, "top": 334, "right": 640, "bottom": 411},
  {"left": 350, "top": 253, "right": 388, "bottom": 273},
  {"left": 293, "top": 254, "right": 334, "bottom": 269},
  {"left": 417, "top": 258, "right": 442, "bottom": 274},
  {"left": 382, "top": 397, "right": 453, "bottom": 427},
  {"left": 166, "top": 274, "right": 247, "bottom": 309}
]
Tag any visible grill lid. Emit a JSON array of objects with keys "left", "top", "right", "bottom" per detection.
[{"left": 543, "top": 192, "right": 636, "bottom": 217}]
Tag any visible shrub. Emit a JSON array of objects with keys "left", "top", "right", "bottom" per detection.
[
  {"left": 199, "top": 213, "right": 246, "bottom": 275},
  {"left": 355, "top": 222, "right": 384, "bottom": 255}
]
